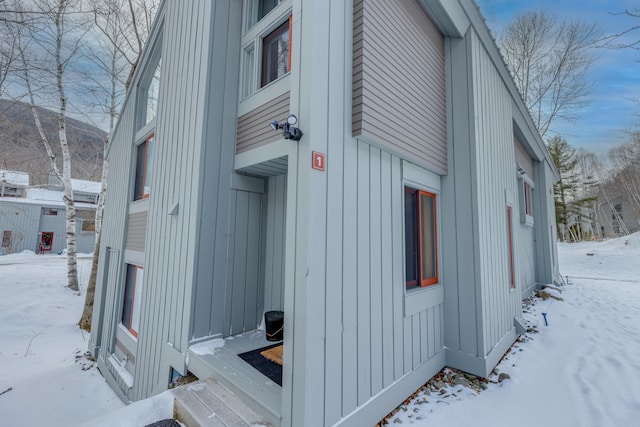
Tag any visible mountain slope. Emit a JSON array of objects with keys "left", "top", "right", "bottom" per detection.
[{"left": 0, "top": 99, "right": 107, "bottom": 186}]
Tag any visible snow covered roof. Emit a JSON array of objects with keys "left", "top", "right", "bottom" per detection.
[
  {"left": 71, "top": 178, "right": 101, "bottom": 194},
  {"left": 0, "top": 170, "right": 29, "bottom": 187},
  {"left": 0, "top": 187, "right": 97, "bottom": 209}
]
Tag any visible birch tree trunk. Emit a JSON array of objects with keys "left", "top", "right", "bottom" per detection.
[{"left": 18, "top": 0, "right": 81, "bottom": 291}]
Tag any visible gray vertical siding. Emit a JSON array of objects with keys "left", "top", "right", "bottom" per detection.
[
  {"left": 224, "top": 189, "right": 264, "bottom": 336},
  {"left": 0, "top": 202, "right": 40, "bottom": 253},
  {"left": 291, "top": 1, "right": 446, "bottom": 425},
  {"left": 135, "top": 0, "right": 226, "bottom": 399},
  {"left": 352, "top": 0, "right": 447, "bottom": 174},
  {"left": 470, "top": 32, "right": 520, "bottom": 354},
  {"left": 263, "top": 174, "right": 287, "bottom": 312},
  {"left": 236, "top": 92, "right": 290, "bottom": 153}
]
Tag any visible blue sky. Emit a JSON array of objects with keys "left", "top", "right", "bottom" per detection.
[{"left": 475, "top": 0, "right": 640, "bottom": 155}]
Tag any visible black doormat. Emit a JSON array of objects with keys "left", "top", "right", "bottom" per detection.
[{"left": 238, "top": 343, "right": 283, "bottom": 386}]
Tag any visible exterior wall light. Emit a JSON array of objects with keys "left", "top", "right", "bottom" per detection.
[{"left": 270, "top": 114, "right": 303, "bottom": 141}]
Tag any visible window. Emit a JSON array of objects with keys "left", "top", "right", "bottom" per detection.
[
  {"left": 247, "top": 0, "right": 283, "bottom": 28},
  {"left": 2, "top": 231, "right": 10, "bottom": 248},
  {"left": 42, "top": 208, "right": 58, "bottom": 216},
  {"left": 122, "top": 264, "right": 143, "bottom": 338},
  {"left": 506, "top": 206, "right": 515, "bottom": 289},
  {"left": 242, "top": 44, "right": 256, "bottom": 98},
  {"left": 81, "top": 220, "right": 96, "bottom": 232},
  {"left": 134, "top": 134, "right": 154, "bottom": 200},
  {"left": 261, "top": 17, "right": 291, "bottom": 87},
  {"left": 524, "top": 182, "right": 533, "bottom": 216},
  {"left": 404, "top": 187, "right": 438, "bottom": 288}
]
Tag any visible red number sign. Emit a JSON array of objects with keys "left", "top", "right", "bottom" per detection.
[{"left": 312, "top": 151, "right": 325, "bottom": 171}]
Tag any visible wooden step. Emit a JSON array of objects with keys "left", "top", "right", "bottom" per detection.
[{"left": 172, "top": 377, "right": 271, "bottom": 427}]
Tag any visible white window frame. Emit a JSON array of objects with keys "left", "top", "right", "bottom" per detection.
[{"left": 239, "top": 0, "right": 292, "bottom": 104}]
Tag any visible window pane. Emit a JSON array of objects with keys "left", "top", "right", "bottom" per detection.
[
  {"left": 145, "top": 60, "right": 161, "bottom": 125},
  {"left": 122, "top": 265, "right": 135, "bottom": 329},
  {"left": 134, "top": 142, "right": 146, "bottom": 200},
  {"left": 248, "top": 0, "right": 281, "bottom": 28},
  {"left": 2, "top": 231, "right": 10, "bottom": 248},
  {"left": 404, "top": 188, "right": 418, "bottom": 286},
  {"left": 242, "top": 44, "right": 255, "bottom": 98},
  {"left": 419, "top": 193, "right": 437, "bottom": 283},
  {"left": 131, "top": 268, "right": 143, "bottom": 334},
  {"left": 144, "top": 136, "right": 154, "bottom": 197},
  {"left": 262, "top": 21, "right": 289, "bottom": 87}
]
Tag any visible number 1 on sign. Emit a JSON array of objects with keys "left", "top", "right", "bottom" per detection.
[{"left": 312, "top": 151, "right": 325, "bottom": 171}]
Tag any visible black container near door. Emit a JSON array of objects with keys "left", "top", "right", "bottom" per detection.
[{"left": 264, "top": 310, "right": 284, "bottom": 341}]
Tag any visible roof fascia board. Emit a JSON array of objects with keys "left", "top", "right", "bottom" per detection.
[{"left": 417, "top": 0, "right": 469, "bottom": 38}]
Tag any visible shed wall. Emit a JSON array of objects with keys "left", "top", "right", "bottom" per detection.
[{"left": 0, "top": 202, "right": 40, "bottom": 253}]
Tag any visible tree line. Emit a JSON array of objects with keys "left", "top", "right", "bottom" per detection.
[{"left": 497, "top": 8, "right": 640, "bottom": 242}]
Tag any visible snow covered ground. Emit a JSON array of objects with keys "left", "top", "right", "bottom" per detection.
[{"left": 0, "top": 234, "right": 638, "bottom": 426}]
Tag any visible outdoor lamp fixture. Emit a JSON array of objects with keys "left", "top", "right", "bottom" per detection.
[{"left": 270, "top": 114, "right": 303, "bottom": 141}]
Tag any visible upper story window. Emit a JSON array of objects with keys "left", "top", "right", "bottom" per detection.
[
  {"left": 133, "top": 36, "right": 161, "bottom": 202},
  {"left": 139, "top": 55, "right": 161, "bottom": 130},
  {"left": 404, "top": 187, "right": 438, "bottom": 288},
  {"left": 42, "top": 207, "right": 58, "bottom": 216},
  {"left": 241, "top": 0, "right": 291, "bottom": 99},
  {"left": 134, "top": 134, "right": 154, "bottom": 200},
  {"left": 247, "top": 0, "right": 283, "bottom": 29},
  {"left": 517, "top": 165, "right": 534, "bottom": 226},
  {"left": 261, "top": 18, "right": 291, "bottom": 87}
]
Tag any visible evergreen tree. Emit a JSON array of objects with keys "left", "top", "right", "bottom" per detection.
[{"left": 548, "top": 136, "right": 598, "bottom": 241}]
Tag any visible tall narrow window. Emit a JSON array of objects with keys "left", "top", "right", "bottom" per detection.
[
  {"left": 524, "top": 182, "right": 533, "bottom": 216},
  {"left": 144, "top": 60, "right": 161, "bottom": 125},
  {"left": 261, "top": 17, "right": 291, "bottom": 87},
  {"left": 2, "top": 230, "right": 11, "bottom": 248},
  {"left": 122, "top": 264, "right": 143, "bottom": 338},
  {"left": 242, "top": 44, "right": 256, "bottom": 98},
  {"left": 507, "top": 206, "right": 515, "bottom": 289},
  {"left": 134, "top": 134, "right": 154, "bottom": 200},
  {"left": 405, "top": 187, "right": 438, "bottom": 288}
]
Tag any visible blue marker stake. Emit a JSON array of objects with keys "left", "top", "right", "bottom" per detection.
[{"left": 542, "top": 312, "right": 548, "bottom": 326}]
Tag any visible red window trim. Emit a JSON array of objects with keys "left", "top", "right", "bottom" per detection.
[
  {"left": 260, "top": 16, "right": 292, "bottom": 87},
  {"left": 507, "top": 206, "right": 515, "bottom": 289},
  {"left": 419, "top": 190, "right": 438, "bottom": 287},
  {"left": 524, "top": 182, "right": 532, "bottom": 216},
  {"left": 125, "top": 265, "right": 143, "bottom": 338},
  {"left": 405, "top": 187, "right": 439, "bottom": 288},
  {"left": 135, "top": 134, "right": 153, "bottom": 201}
]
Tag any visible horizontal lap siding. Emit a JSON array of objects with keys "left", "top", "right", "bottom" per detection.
[
  {"left": 470, "top": 32, "right": 520, "bottom": 355},
  {"left": 236, "top": 92, "right": 290, "bottom": 153},
  {"left": 125, "top": 211, "right": 147, "bottom": 252},
  {"left": 352, "top": 0, "right": 447, "bottom": 173}
]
